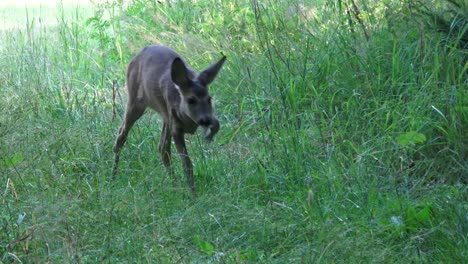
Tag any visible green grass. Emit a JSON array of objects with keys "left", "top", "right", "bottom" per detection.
[{"left": 1, "top": 0, "right": 467, "bottom": 262}]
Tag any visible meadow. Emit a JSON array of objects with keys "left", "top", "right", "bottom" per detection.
[{"left": 0, "top": 0, "right": 466, "bottom": 262}]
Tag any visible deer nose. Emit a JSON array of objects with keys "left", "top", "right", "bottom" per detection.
[{"left": 198, "top": 117, "right": 211, "bottom": 127}]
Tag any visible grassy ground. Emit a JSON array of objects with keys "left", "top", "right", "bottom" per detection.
[{"left": 1, "top": 0, "right": 467, "bottom": 262}]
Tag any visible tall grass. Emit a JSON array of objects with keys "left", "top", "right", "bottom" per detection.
[{"left": 1, "top": 0, "right": 466, "bottom": 262}]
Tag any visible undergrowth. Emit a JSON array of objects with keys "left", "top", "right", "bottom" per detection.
[{"left": 1, "top": 0, "right": 466, "bottom": 262}]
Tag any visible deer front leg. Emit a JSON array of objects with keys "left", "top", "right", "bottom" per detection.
[
  {"left": 158, "top": 122, "right": 175, "bottom": 182},
  {"left": 172, "top": 130, "right": 196, "bottom": 196}
]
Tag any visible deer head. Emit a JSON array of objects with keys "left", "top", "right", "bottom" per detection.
[{"left": 171, "top": 56, "right": 226, "bottom": 140}]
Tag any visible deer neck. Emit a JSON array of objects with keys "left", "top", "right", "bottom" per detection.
[{"left": 171, "top": 107, "right": 198, "bottom": 134}]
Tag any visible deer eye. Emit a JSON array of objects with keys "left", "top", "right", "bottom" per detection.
[
  {"left": 187, "top": 97, "right": 197, "bottom": 105},
  {"left": 207, "top": 96, "right": 212, "bottom": 105}
]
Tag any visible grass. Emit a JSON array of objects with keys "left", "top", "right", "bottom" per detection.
[{"left": 1, "top": 0, "right": 467, "bottom": 262}]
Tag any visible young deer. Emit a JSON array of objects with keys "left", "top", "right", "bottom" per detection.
[{"left": 112, "top": 45, "right": 226, "bottom": 195}]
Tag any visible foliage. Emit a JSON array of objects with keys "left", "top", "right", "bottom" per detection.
[{"left": 0, "top": 0, "right": 466, "bottom": 262}]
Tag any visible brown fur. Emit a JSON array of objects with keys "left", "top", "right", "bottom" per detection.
[{"left": 112, "top": 45, "right": 226, "bottom": 195}]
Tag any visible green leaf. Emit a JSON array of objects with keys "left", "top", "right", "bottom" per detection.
[
  {"left": 405, "top": 204, "right": 432, "bottom": 230},
  {"left": 397, "top": 131, "right": 426, "bottom": 146},
  {"left": 415, "top": 206, "right": 431, "bottom": 223},
  {"left": 4, "top": 152, "right": 24, "bottom": 167},
  {"left": 194, "top": 235, "right": 214, "bottom": 255}
]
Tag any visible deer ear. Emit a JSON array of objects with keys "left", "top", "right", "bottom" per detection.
[
  {"left": 171, "top": 58, "right": 190, "bottom": 88},
  {"left": 198, "top": 55, "right": 226, "bottom": 86}
]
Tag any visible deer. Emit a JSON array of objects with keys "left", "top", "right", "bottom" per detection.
[{"left": 112, "top": 45, "right": 226, "bottom": 196}]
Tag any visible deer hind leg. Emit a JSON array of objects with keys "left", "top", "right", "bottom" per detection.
[
  {"left": 173, "top": 130, "right": 196, "bottom": 196},
  {"left": 112, "top": 103, "right": 146, "bottom": 176}
]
